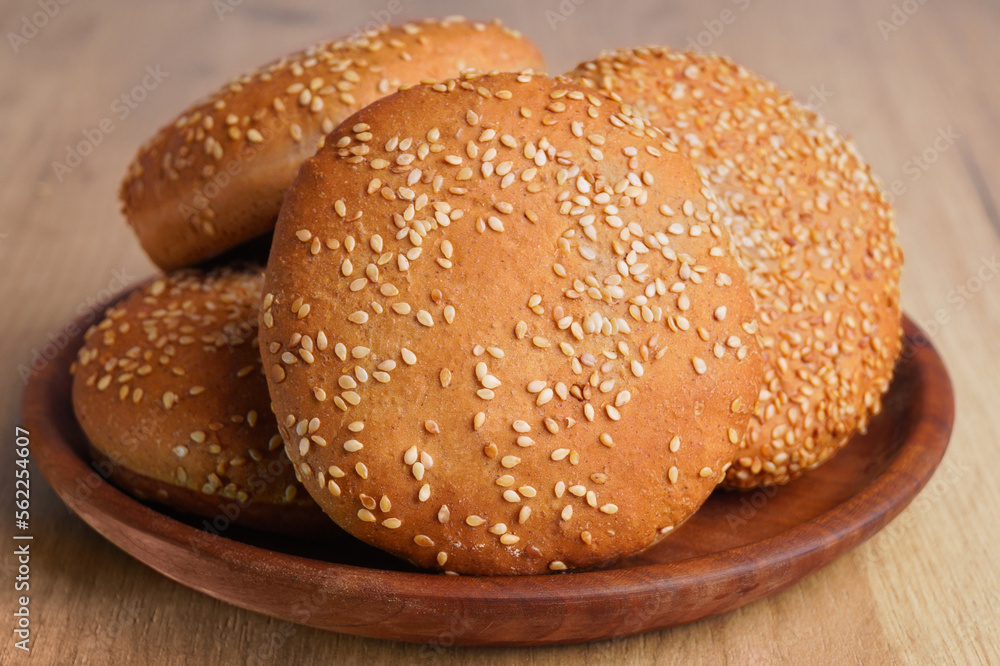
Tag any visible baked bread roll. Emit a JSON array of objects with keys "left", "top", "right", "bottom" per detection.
[
  {"left": 260, "top": 71, "right": 764, "bottom": 574},
  {"left": 71, "top": 266, "right": 327, "bottom": 535},
  {"left": 120, "top": 17, "right": 546, "bottom": 271},
  {"left": 568, "top": 48, "right": 903, "bottom": 488}
]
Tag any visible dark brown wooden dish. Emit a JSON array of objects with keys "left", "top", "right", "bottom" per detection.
[{"left": 24, "top": 306, "right": 953, "bottom": 647}]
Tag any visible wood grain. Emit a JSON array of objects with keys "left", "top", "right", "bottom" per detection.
[{"left": 2, "top": 0, "right": 999, "bottom": 662}]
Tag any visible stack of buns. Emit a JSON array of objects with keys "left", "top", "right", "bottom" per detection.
[{"left": 71, "top": 17, "right": 902, "bottom": 574}]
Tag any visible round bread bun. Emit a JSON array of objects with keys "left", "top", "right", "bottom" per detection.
[
  {"left": 71, "top": 265, "right": 328, "bottom": 536},
  {"left": 120, "top": 17, "right": 546, "bottom": 271},
  {"left": 568, "top": 48, "right": 904, "bottom": 488},
  {"left": 260, "top": 71, "right": 764, "bottom": 575}
]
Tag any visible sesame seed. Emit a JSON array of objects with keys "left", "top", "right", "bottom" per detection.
[{"left": 501, "top": 455, "right": 520, "bottom": 468}]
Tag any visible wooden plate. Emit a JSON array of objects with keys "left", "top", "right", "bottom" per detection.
[{"left": 24, "top": 309, "right": 953, "bottom": 647}]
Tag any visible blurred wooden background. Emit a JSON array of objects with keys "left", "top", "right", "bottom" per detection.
[{"left": 1, "top": 0, "right": 998, "bottom": 663}]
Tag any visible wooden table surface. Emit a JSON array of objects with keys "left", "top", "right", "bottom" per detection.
[{"left": 2, "top": 0, "right": 998, "bottom": 663}]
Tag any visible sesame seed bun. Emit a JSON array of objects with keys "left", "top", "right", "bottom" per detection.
[
  {"left": 120, "top": 17, "right": 546, "bottom": 271},
  {"left": 260, "top": 71, "right": 764, "bottom": 574},
  {"left": 568, "top": 48, "right": 904, "bottom": 488},
  {"left": 71, "top": 266, "right": 328, "bottom": 535}
]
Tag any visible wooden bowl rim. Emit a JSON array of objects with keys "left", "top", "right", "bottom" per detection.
[{"left": 24, "top": 298, "right": 954, "bottom": 640}]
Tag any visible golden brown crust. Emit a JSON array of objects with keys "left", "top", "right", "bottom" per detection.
[
  {"left": 71, "top": 266, "right": 325, "bottom": 532},
  {"left": 260, "top": 71, "right": 764, "bottom": 574},
  {"left": 86, "top": 445, "right": 331, "bottom": 537},
  {"left": 120, "top": 17, "right": 546, "bottom": 271},
  {"left": 568, "top": 48, "right": 904, "bottom": 488}
]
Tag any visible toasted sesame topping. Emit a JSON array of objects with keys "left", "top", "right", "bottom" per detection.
[{"left": 252, "top": 68, "right": 777, "bottom": 574}]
